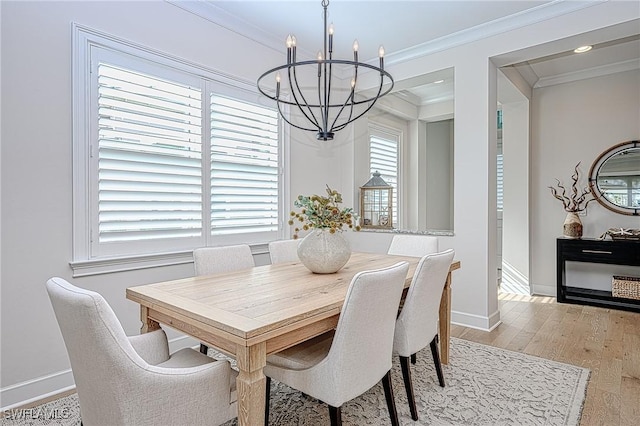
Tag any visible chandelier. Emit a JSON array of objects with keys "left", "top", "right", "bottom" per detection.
[{"left": 257, "top": 0, "right": 394, "bottom": 141}]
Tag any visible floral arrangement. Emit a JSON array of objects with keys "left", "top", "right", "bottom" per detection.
[
  {"left": 549, "top": 162, "right": 599, "bottom": 213},
  {"left": 288, "top": 185, "right": 360, "bottom": 239}
]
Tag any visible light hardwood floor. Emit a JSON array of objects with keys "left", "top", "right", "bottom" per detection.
[
  {"left": 451, "top": 292, "right": 640, "bottom": 426},
  {"left": 16, "top": 292, "right": 639, "bottom": 425}
]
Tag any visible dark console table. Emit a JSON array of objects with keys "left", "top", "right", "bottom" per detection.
[{"left": 557, "top": 238, "right": 640, "bottom": 312}]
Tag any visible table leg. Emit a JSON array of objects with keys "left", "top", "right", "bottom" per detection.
[
  {"left": 236, "top": 342, "right": 267, "bottom": 426},
  {"left": 438, "top": 272, "right": 452, "bottom": 365},
  {"left": 139, "top": 306, "right": 160, "bottom": 333}
]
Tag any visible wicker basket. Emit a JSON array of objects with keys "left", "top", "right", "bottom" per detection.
[{"left": 612, "top": 275, "right": 640, "bottom": 300}]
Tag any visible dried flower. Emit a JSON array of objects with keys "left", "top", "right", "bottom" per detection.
[
  {"left": 549, "top": 162, "right": 600, "bottom": 212},
  {"left": 290, "top": 185, "right": 361, "bottom": 239}
]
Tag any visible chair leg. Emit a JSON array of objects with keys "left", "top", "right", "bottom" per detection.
[
  {"left": 382, "top": 370, "right": 400, "bottom": 426},
  {"left": 199, "top": 343, "right": 208, "bottom": 355},
  {"left": 329, "top": 405, "right": 342, "bottom": 426},
  {"left": 430, "top": 335, "right": 446, "bottom": 387},
  {"left": 399, "top": 356, "right": 419, "bottom": 421},
  {"left": 265, "top": 376, "right": 271, "bottom": 426},
  {"left": 410, "top": 353, "right": 417, "bottom": 364}
]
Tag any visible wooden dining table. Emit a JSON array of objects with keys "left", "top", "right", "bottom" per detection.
[{"left": 127, "top": 252, "right": 460, "bottom": 426}]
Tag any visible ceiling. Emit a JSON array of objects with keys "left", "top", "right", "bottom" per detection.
[{"left": 171, "top": 1, "right": 640, "bottom": 105}]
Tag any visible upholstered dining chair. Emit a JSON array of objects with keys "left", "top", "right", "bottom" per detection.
[
  {"left": 46, "top": 277, "right": 237, "bottom": 426},
  {"left": 263, "top": 261, "right": 410, "bottom": 426},
  {"left": 387, "top": 234, "right": 439, "bottom": 256},
  {"left": 268, "top": 239, "right": 300, "bottom": 264},
  {"left": 193, "top": 244, "right": 254, "bottom": 276},
  {"left": 393, "top": 249, "right": 455, "bottom": 421},
  {"left": 193, "top": 244, "right": 255, "bottom": 354}
]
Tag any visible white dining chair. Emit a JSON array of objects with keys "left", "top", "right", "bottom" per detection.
[
  {"left": 193, "top": 244, "right": 254, "bottom": 276},
  {"left": 263, "top": 261, "right": 409, "bottom": 426},
  {"left": 393, "top": 248, "right": 455, "bottom": 421},
  {"left": 268, "top": 239, "right": 299, "bottom": 264},
  {"left": 46, "top": 277, "right": 237, "bottom": 426},
  {"left": 387, "top": 234, "right": 439, "bottom": 256},
  {"left": 193, "top": 244, "right": 255, "bottom": 354}
]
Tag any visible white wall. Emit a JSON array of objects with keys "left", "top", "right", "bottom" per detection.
[
  {"left": 530, "top": 69, "right": 640, "bottom": 295},
  {"left": 0, "top": 0, "right": 280, "bottom": 408},
  {"left": 502, "top": 100, "right": 530, "bottom": 291},
  {"left": 1, "top": 0, "right": 639, "bottom": 408}
]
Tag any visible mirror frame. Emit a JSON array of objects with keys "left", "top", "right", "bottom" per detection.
[{"left": 588, "top": 140, "right": 640, "bottom": 216}]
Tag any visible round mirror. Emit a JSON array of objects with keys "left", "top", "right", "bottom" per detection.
[{"left": 588, "top": 140, "right": 640, "bottom": 216}]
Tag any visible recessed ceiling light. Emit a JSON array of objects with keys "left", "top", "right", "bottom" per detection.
[
  {"left": 433, "top": 79, "right": 444, "bottom": 84},
  {"left": 574, "top": 45, "right": 592, "bottom": 53}
]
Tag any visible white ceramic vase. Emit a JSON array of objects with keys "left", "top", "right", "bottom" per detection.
[{"left": 297, "top": 229, "right": 351, "bottom": 274}]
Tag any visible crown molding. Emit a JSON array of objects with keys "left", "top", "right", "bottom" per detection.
[
  {"left": 534, "top": 58, "right": 640, "bottom": 88},
  {"left": 165, "top": 0, "right": 287, "bottom": 53},
  {"left": 166, "top": 0, "right": 604, "bottom": 68},
  {"left": 374, "top": 0, "right": 604, "bottom": 66}
]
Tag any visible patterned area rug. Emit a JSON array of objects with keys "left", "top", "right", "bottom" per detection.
[{"left": 2, "top": 338, "right": 589, "bottom": 425}]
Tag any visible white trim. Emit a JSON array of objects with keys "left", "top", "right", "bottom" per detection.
[
  {"left": 0, "top": 370, "right": 75, "bottom": 411},
  {"left": 532, "top": 283, "right": 557, "bottom": 297},
  {"left": 69, "top": 251, "right": 194, "bottom": 277},
  {"left": 72, "top": 23, "right": 256, "bottom": 92},
  {"left": 165, "top": 0, "right": 281, "bottom": 54},
  {"left": 385, "top": 1, "right": 603, "bottom": 66},
  {"left": 69, "top": 243, "right": 269, "bottom": 277},
  {"left": 451, "top": 309, "right": 502, "bottom": 332},
  {"left": 534, "top": 58, "right": 640, "bottom": 88},
  {"left": 171, "top": 0, "right": 602, "bottom": 69}
]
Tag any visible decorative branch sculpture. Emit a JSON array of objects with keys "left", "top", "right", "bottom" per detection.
[{"left": 548, "top": 162, "right": 600, "bottom": 213}]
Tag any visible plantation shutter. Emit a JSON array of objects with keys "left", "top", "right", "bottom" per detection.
[
  {"left": 370, "top": 134, "right": 398, "bottom": 226},
  {"left": 97, "top": 63, "right": 203, "bottom": 243},
  {"left": 210, "top": 95, "right": 279, "bottom": 235}
]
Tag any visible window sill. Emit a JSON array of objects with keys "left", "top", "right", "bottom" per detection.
[{"left": 69, "top": 244, "right": 269, "bottom": 277}]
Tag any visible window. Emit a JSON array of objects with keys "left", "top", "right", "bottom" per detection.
[
  {"left": 209, "top": 95, "right": 279, "bottom": 235},
  {"left": 72, "top": 28, "right": 282, "bottom": 274},
  {"left": 96, "top": 63, "right": 204, "bottom": 245},
  {"left": 369, "top": 126, "right": 400, "bottom": 227}
]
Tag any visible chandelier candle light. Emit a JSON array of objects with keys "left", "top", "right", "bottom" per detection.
[{"left": 257, "top": 0, "right": 394, "bottom": 141}]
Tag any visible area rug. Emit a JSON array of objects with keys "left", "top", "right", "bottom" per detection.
[{"left": 1, "top": 338, "right": 589, "bottom": 426}]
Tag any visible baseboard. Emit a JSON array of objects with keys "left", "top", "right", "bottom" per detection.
[
  {"left": 451, "top": 308, "right": 502, "bottom": 331},
  {"left": 0, "top": 335, "right": 196, "bottom": 411},
  {"left": 531, "top": 283, "right": 556, "bottom": 297},
  {"left": 0, "top": 370, "right": 75, "bottom": 411}
]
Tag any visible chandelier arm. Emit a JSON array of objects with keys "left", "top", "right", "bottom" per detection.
[
  {"left": 258, "top": 61, "right": 393, "bottom": 107},
  {"left": 317, "top": 66, "right": 325, "bottom": 134},
  {"left": 333, "top": 79, "right": 385, "bottom": 132},
  {"left": 288, "top": 65, "right": 321, "bottom": 130},
  {"left": 323, "top": 1, "right": 330, "bottom": 135},
  {"left": 276, "top": 100, "right": 320, "bottom": 132},
  {"left": 334, "top": 91, "right": 356, "bottom": 132},
  {"left": 328, "top": 63, "right": 358, "bottom": 132},
  {"left": 323, "top": 61, "right": 333, "bottom": 135},
  {"left": 259, "top": 61, "right": 391, "bottom": 106}
]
